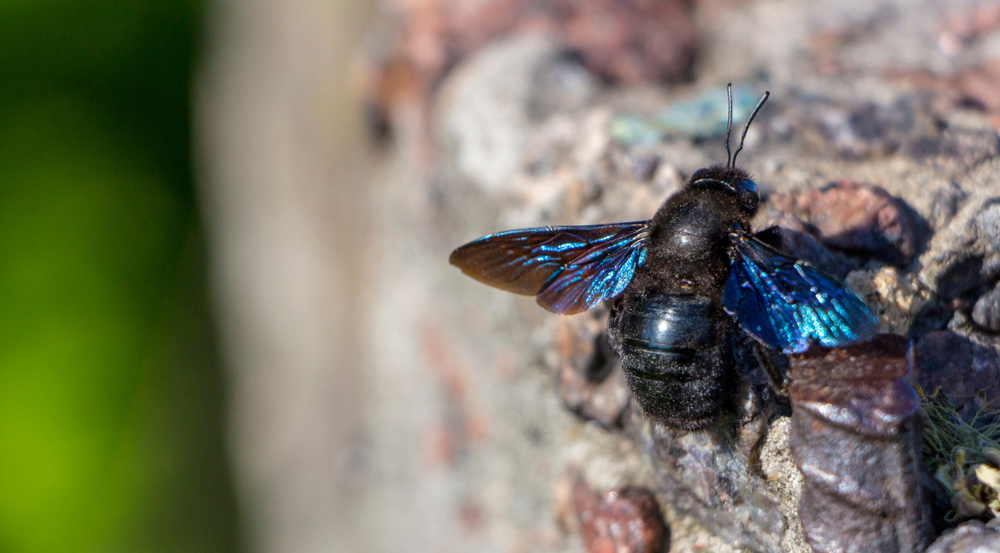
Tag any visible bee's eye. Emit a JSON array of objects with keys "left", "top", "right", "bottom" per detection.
[
  {"left": 733, "top": 178, "right": 759, "bottom": 213},
  {"left": 734, "top": 178, "right": 758, "bottom": 196}
]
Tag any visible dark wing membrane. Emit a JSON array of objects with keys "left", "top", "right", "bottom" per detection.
[
  {"left": 449, "top": 222, "right": 649, "bottom": 315},
  {"left": 723, "top": 232, "right": 878, "bottom": 353}
]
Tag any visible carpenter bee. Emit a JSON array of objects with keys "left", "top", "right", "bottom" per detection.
[{"left": 450, "top": 87, "right": 878, "bottom": 429}]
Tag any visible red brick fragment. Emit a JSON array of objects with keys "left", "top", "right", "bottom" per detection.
[
  {"left": 767, "top": 180, "right": 918, "bottom": 266},
  {"left": 573, "top": 479, "right": 666, "bottom": 553}
]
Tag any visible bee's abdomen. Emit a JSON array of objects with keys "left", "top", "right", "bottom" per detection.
[{"left": 609, "top": 292, "right": 732, "bottom": 429}]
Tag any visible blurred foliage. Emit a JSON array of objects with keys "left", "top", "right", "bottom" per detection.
[
  {"left": 923, "top": 396, "right": 1000, "bottom": 480},
  {"left": 922, "top": 393, "right": 1000, "bottom": 522},
  {"left": 0, "top": 1, "right": 239, "bottom": 552}
]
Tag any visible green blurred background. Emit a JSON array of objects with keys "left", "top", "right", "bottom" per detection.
[{"left": 0, "top": 1, "right": 240, "bottom": 552}]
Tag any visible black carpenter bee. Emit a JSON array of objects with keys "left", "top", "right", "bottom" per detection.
[{"left": 450, "top": 87, "right": 878, "bottom": 429}]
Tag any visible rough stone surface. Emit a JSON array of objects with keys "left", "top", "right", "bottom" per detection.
[
  {"left": 571, "top": 479, "right": 666, "bottom": 553},
  {"left": 423, "top": 33, "right": 1000, "bottom": 548},
  {"left": 632, "top": 417, "right": 788, "bottom": 552},
  {"left": 766, "top": 93, "right": 942, "bottom": 160},
  {"left": 919, "top": 195, "right": 1000, "bottom": 298},
  {"left": 758, "top": 209, "right": 857, "bottom": 278},
  {"left": 972, "top": 281, "right": 1000, "bottom": 332},
  {"left": 555, "top": 308, "right": 630, "bottom": 429},
  {"left": 435, "top": 36, "right": 595, "bottom": 194},
  {"left": 361, "top": 0, "right": 697, "bottom": 138},
  {"left": 357, "top": 1, "right": 1000, "bottom": 552},
  {"left": 913, "top": 330, "right": 1000, "bottom": 416},
  {"left": 926, "top": 519, "right": 1000, "bottom": 553},
  {"left": 766, "top": 180, "right": 921, "bottom": 266},
  {"left": 758, "top": 417, "right": 811, "bottom": 553},
  {"left": 788, "top": 335, "right": 933, "bottom": 553}
]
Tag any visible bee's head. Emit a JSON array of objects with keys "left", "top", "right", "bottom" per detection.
[
  {"left": 689, "top": 165, "right": 759, "bottom": 215},
  {"left": 684, "top": 84, "right": 770, "bottom": 217}
]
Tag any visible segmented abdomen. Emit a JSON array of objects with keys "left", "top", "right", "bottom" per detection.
[{"left": 608, "top": 291, "right": 732, "bottom": 429}]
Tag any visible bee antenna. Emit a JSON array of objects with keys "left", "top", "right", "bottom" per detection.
[
  {"left": 725, "top": 84, "right": 734, "bottom": 168},
  {"left": 731, "top": 90, "right": 769, "bottom": 168}
]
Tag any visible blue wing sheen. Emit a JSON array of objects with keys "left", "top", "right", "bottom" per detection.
[
  {"left": 723, "top": 232, "right": 878, "bottom": 353},
  {"left": 449, "top": 222, "right": 650, "bottom": 315}
]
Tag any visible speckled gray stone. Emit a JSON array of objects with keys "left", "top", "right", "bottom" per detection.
[
  {"left": 926, "top": 520, "right": 1000, "bottom": 553},
  {"left": 919, "top": 196, "right": 1000, "bottom": 298},
  {"left": 973, "top": 281, "right": 1000, "bottom": 332}
]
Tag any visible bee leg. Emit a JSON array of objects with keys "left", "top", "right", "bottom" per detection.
[
  {"left": 728, "top": 336, "right": 778, "bottom": 463},
  {"left": 753, "top": 342, "right": 789, "bottom": 397}
]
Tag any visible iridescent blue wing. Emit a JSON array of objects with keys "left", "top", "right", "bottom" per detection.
[
  {"left": 450, "top": 222, "right": 649, "bottom": 315},
  {"left": 723, "top": 231, "right": 878, "bottom": 354}
]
